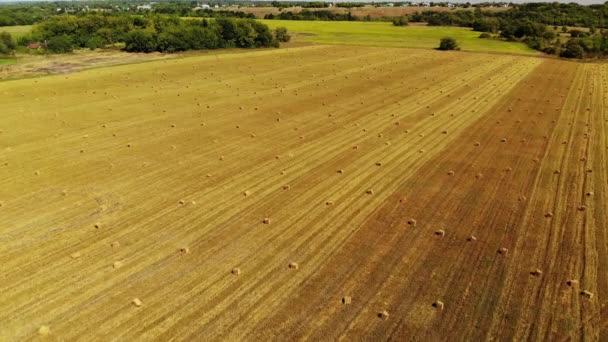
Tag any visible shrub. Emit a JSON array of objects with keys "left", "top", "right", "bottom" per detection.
[
  {"left": 392, "top": 17, "right": 408, "bottom": 26},
  {"left": 478, "top": 32, "right": 492, "bottom": 39},
  {"left": 275, "top": 27, "right": 291, "bottom": 42},
  {"left": 124, "top": 30, "right": 158, "bottom": 53},
  {"left": 86, "top": 36, "right": 105, "bottom": 50},
  {"left": 47, "top": 35, "right": 73, "bottom": 53},
  {"left": 438, "top": 37, "right": 459, "bottom": 51},
  {"left": 560, "top": 39, "right": 584, "bottom": 58},
  {"left": 0, "top": 32, "right": 15, "bottom": 55}
]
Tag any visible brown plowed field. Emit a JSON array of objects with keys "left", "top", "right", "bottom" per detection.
[{"left": 0, "top": 45, "right": 606, "bottom": 340}]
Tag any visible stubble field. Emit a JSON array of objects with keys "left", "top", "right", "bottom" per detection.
[{"left": 0, "top": 45, "right": 606, "bottom": 340}]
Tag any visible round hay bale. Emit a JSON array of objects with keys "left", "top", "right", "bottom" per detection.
[
  {"left": 580, "top": 290, "right": 594, "bottom": 299},
  {"left": 337, "top": 169, "right": 344, "bottom": 174},
  {"left": 544, "top": 212, "right": 554, "bottom": 218},
  {"left": 378, "top": 310, "right": 390, "bottom": 320},
  {"left": 407, "top": 218, "right": 417, "bottom": 227},
  {"left": 435, "top": 229, "right": 445, "bottom": 236},
  {"left": 232, "top": 267, "right": 241, "bottom": 275},
  {"left": 531, "top": 269, "right": 543, "bottom": 276},
  {"left": 132, "top": 298, "right": 143, "bottom": 307},
  {"left": 586, "top": 191, "right": 594, "bottom": 197},
  {"left": 243, "top": 191, "right": 251, "bottom": 197},
  {"left": 342, "top": 296, "right": 352, "bottom": 305},
  {"left": 432, "top": 300, "right": 445, "bottom": 310},
  {"left": 326, "top": 200, "right": 334, "bottom": 206},
  {"left": 113, "top": 261, "right": 123, "bottom": 269},
  {"left": 473, "top": 142, "right": 480, "bottom": 146},
  {"left": 500, "top": 138, "right": 507, "bottom": 143},
  {"left": 447, "top": 170, "right": 455, "bottom": 176},
  {"left": 70, "top": 252, "right": 81, "bottom": 259},
  {"left": 375, "top": 162, "right": 383, "bottom": 166},
  {"left": 38, "top": 325, "right": 51, "bottom": 336},
  {"left": 288, "top": 262, "right": 299, "bottom": 270},
  {"left": 566, "top": 279, "right": 579, "bottom": 286},
  {"left": 94, "top": 222, "right": 101, "bottom": 229},
  {"left": 467, "top": 235, "right": 477, "bottom": 242},
  {"left": 498, "top": 247, "right": 508, "bottom": 255},
  {"left": 366, "top": 189, "right": 374, "bottom": 195},
  {"left": 180, "top": 247, "right": 191, "bottom": 254},
  {"left": 263, "top": 218, "right": 271, "bottom": 224}
]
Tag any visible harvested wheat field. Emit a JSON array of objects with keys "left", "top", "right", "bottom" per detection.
[{"left": 0, "top": 45, "right": 606, "bottom": 341}]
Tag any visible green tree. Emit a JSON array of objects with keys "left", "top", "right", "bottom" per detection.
[
  {"left": 47, "top": 35, "right": 73, "bottom": 53},
  {"left": 560, "top": 39, "right": 585, "bottom": 58},
  {"left": 438, "top": 37, "right": 459, "bottom": 50},
  {"left": 274, "top": 27, "right": 291, "bottom": 42},
  {"left": 124, "top": 30, "right": 158, "bottom": 53}
]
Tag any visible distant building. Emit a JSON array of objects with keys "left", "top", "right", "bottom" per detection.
[{"left": 136, "top": 5, "right": 152, "bottom": 10}]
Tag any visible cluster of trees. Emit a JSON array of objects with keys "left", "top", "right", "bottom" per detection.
[
  {"left": 20, "top": 14, "right": 288, "bottom": 53},
  {"left": 270, "top": 1, "right": 330, "bottom": 9},
  {"left": 265, "top": 10, "right": 356, "bottom": 21},
  {"left": 0, "top": 32, "right": 16, "bottom": 55},
  {"left": 0, "top": 4, "right": 53, "bottom": 26}
]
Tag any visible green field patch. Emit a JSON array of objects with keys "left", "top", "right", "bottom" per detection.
[{"left": 262, "top": 20, "right": 536, "bottom": 55}]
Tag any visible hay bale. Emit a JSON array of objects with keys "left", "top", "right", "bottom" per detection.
[
  {"left": 498, "top": 247, "right": 508, "bottom": 255},
  {"left": 110, "top": 241, "right": 120, "bottom": 248},
  {"left": 34, "top": 170, "right": 41, "bottom": 176},
  {"left": 232, "top": 267, "right": 241, "bottom": 275},
  {"left": 435, "top": 229, "right": 445, "bottom": 236},
  {"left": 544, "top": 212, "right": 554, "bottom": 218},
  {"left": 407, "top": 218, "right": 417, "bottom": 227},
  {"left": 178, "top": 200, "right": 186, "bottom": 205},
  {"left": 243, "top": 191, "right": 251, "bottom": 197},
  {"left": 366, "top": 189, "right": 374, "bottom": 195},
  {"left": 113, "top": 261, "right": 123, "bottom": 269},
  {"left": 473, "top": 142, "right": 481, "bottom": 146},
  {"left": 500, "top": 138, "right": 507, "bottom": 143},
  {"left": 441, "top": 130, "right": 448, "bottom": 134},
  {"left": 342, "top": 296, "right": 352, "bottom": 305},
  {"left": 180, "top": 247, "right": 191, "bottom": 254},
  {"left": 337, "top": 169, "right": 344, "bottom": 174},
  {"left": 94, "top": 222, "right": 101, "bottom": 229},
  {"left": 263, "top": 218, "right": 271, "bottom": 224},
  {"left": 70, "top": 252, "right": 81, "bottom": 259},
  {"left": 554, "top": 170, "right": 561, "bottom": 175},
  {"left": 38, "top": 325, "right": 51, "bottom": 336},
  {"left": 127, "top": 143, "right": 132, "bottom": 148},
  {"left": 432, "top": 300, "right": 445, "bottom": 310},
  {"left": 132, "top": 298, "right": 143, "bottom": 307},
  {"left": 504, "top": 167, "right": 513, "bottom": 172},
  {"left": 447, "top": 170, "right": 455, "bottom": 176},
  {"left": 580, "top": 290, "right": 594, "bottom": 299},
  {"left": 566, "top": 279, "right": 579, "bottom": 286},
  {"left": 326, "top": 201, "right": 334, "bottom": 206},
  {"left": 518, "top": 195, "right": 527, "bottom": 202},
  {"left": 531, "top": 269, "right": 543, "bottom": 276},
  {"left": 586, "top": 191, "right": 594, "bottom": 197},
  {"left": 289, "top": 262, "right": 299, "bottom": 270},
  {"left": 578, "top": 206, "right": 586, "bottom": 211},
  {"left": 467, "top": 235, "right": 477, "bottom": 242},
  {"left": 475, "top": 173, "right": 483, "bottom": 179},
  {"left": 378, "top": 310, "right": 390, "bottom": 320}
]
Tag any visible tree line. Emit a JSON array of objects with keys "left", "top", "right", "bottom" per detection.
[{"left": 18, "top": 14, "right": 289, "bottom": 53}]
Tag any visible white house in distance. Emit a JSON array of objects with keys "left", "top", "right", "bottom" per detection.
[
  {"left": 194, "top": 4, "right": 210, "bottom": 10},
  {"left": 136, "top": 5, "right": 152, "bottom": 10}
]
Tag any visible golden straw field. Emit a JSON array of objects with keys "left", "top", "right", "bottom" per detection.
[{"left": 1, "top": 44, "right": 607, "bottom": 340}]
